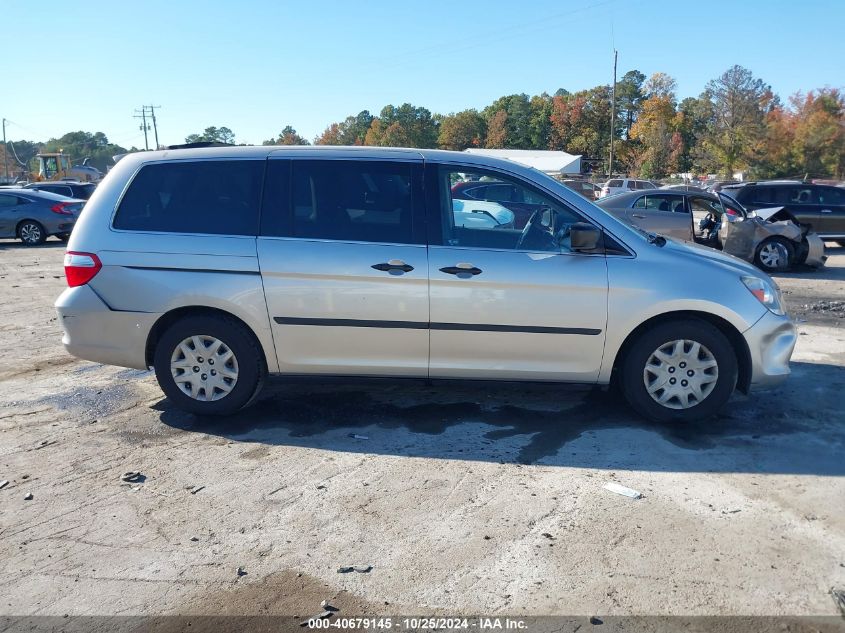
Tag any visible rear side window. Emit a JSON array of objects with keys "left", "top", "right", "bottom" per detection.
[
  {"left": 113, "top": 160, "right": 263, "bottom": 235},
  {"left": 626, "top": 180, "right": 637, "bottom": 189},
  {"left": 287, "top": 160, "right": 415, "bottom": 244},
  {"left": 819, "top": 187, "right": 845, "bottom": 205},
  {"left": 41, "top": 185, "right": 71, "bottom": 197}
]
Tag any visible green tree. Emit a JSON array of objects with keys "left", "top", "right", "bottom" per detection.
[
  {"left": 528, "top": 94, "right": 553, "bottom": 149},
  {"left": 41, "top": 131, "right": 127, "bottom": 173},
  {"left": 437, "top": 109, "right": 486, "bottom": 150},
  {"left": 698, "top": 65, "right": 774, "bottom": 176},
  {"left": 616, "top": 70, "right": 646, "bottom": 137},
  {"left": 184, "top": 126, "right": 236, "bottom": 145}
]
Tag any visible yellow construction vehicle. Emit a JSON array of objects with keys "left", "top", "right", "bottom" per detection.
[{"left": 34, "top": 151, "right": 103, "bottom": 182}]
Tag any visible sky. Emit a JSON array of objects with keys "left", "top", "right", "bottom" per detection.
[{"left": 4, "top": 0, "right": 844, "bottom": 149}]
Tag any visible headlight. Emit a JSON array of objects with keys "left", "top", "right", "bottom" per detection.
[{"left": 741, "top": 276, "right": 785, "bottom": 316}]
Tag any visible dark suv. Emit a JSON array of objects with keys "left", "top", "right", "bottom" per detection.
[
  {"left": 24, "top": 181, "right": 96, "bottom": 200},
  {"left": 721, "top": 182, "right": 845, "bottom": 243}
]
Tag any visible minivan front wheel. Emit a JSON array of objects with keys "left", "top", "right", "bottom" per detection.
[
  {"left": 153, "top": 314, "right": 265, "bottom": 415},
  {"left": 620, "top": 320, "right": 737, "bottom": 422}
]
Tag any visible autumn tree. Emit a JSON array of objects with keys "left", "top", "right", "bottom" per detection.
[
  {"left": 485, "top": 110, "right": 508, "bottom": 148},
  {"left": 483, "top": 94, "right": 533, "bottom": 148},
  {"left": 438, "top": 109, "right": 486, "bottom": 150},
  {"left": 629, "top": 73, "right": 680, "bottom": 178},
  {"left": 315, "top": 122, "right": 343, "bottom": 145},
  {"left": 791, "top": 88, "right": 845, "bottom": 178},
  {"left": 263, "top": 126, "right": 310, "bottom": 145}
]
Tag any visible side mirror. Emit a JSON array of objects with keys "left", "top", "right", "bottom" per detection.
[{"left": 570, "top": 223, "right": 601, "bottom": 251}]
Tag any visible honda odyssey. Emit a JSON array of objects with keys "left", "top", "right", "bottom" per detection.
[{"left": 55, "top": 146, "right": 796, "bottom": 422}]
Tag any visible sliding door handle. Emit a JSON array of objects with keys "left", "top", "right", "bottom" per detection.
[
  {"left": 440, "top": 264, "right": 483, "bottom": 276},
  {"left": 371, "top": 260, "right": 414, "bottom": 273}
]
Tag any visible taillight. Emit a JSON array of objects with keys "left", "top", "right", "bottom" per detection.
[
  {"left": 725, "top": 207, "right": 738, "bottom": 216},
  {"left": 64, "top": 252, "right": 102, "bottom": 287},
  {"left": 51, "top": 202, "right": 75, "bottom": 215}
]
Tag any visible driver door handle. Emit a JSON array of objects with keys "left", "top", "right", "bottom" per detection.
[
  {"left": 631, "top": 213, "right": 646, "bottom": 219},
  {"left": 440, "top": 263, "right": 483, "bottom": 276},
  {"left": 371, "top": 260, "right": 414, "bottom": 273}
]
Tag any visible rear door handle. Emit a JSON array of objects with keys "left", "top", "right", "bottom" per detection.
[
  {"left": 440, "top": 263, "right": 483, "bottom": 276},
  {"left": 371, "top": 259, "right": 414, "bottom": 273}
]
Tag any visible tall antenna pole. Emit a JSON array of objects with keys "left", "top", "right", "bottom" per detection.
[{"left": 608, "top": 49, "right": 617, "bottom": 177}]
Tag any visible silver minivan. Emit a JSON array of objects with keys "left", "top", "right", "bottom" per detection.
[{"left": 55, "top": 146, "right": 797, "bottom": 422}]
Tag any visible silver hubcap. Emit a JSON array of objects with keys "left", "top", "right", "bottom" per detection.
[
  {"left": 643, "top": 339, "right": 719, "bottom": 410},
  {"left": 170, "top": 335, "right": 238, "bottom": 401},
  {"left": 759, "top": 242, "right": 787, "bottom": 268},
  {"left": 20, "top": 224, "right": 41, "bottom": 243}
]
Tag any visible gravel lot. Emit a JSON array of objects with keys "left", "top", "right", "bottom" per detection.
[{"left": 0, "top": 240, "right": 843, "bottom": 623}]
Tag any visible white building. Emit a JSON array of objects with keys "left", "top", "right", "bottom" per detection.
[{"left": 464, "top": 148, "right": 582, "bottom": 176}]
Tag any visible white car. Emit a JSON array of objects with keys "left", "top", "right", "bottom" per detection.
[
  {"left": 598, "top": 178, "right": 660, "bottom": 199},
  {"left": 452, "top": 198, "right": 515, "bottom": 229}
]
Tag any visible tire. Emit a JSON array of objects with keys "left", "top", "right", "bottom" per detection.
[
  {"left": 754, "top": 237, "right": 794, "bottom": 272},
  {"left": 17, "top": 221, "right": 46, "bottom": 246},
  {"left": 153, "top": 314, "right": 265, "bottom": 415},
  {"left": 620, "top": 319, "right": 738, "bottom": 423}
]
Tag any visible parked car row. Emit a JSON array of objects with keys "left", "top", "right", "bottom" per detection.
[
  {"left": 595, "top": 190, "right": 826, "bottom": 272},
  {"left": 0, "top": 187, "right": 86, "bottom": 245}
]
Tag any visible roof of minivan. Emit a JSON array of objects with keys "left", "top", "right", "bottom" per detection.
[{"left": 116, "top": 145, "right": 540, "bottom": 174}]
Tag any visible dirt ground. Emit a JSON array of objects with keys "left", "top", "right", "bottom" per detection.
[{"left": 0, "top": 239, "right": 844, "bottom": 626}]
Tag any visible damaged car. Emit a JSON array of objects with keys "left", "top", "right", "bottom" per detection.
[{"left": 596, "top": 189, "right": 826, "bottom": 272}]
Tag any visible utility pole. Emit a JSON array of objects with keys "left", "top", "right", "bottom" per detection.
[
  {"left": 147, "top": 105, "right": 161, "bottom": 149},
  {"left": 608, "top": 49, "right": 617, "bottom": 177},
  {"left": 2, "top": 118, "right": 8, "bottom": 182},
  {"left": 134, "top": 108, "right": 151, "bottom": 150}
]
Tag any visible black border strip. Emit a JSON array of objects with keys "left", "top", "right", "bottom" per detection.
[
  {"left": 273, "top": 317, "right": 600, "bottom": 335},
  {"left": 125, "top": 266, "right": 260, "bottom": 276}
]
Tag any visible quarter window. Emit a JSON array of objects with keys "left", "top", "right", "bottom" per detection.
[
  {"left": 819, "top": 187, "right": 844, "bottom": 205},
  {"left": 113, "top": 160, "right": 264, "bottom": 235}
]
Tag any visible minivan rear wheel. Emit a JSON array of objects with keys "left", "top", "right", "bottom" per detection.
[
  {"left": 620, "top": 319, "right": 737, "bottom": 422},
  {"left": 153, "top": 314, "right": 265, "bottom": 415}
]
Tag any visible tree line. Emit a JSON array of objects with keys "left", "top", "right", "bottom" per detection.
[
  {"left": 2, "top": 64, "right": 840, "bottom": 181},
  {"left": 258, "top": 64, "right": 844, "bottom": 180}
]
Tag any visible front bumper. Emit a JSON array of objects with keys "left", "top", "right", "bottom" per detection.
[
  {"left": 744, "top": 310, "right": 797, "bottom": 390},
  {"left": 55, "top": 285, "right": 160, "bottom": 370}
]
